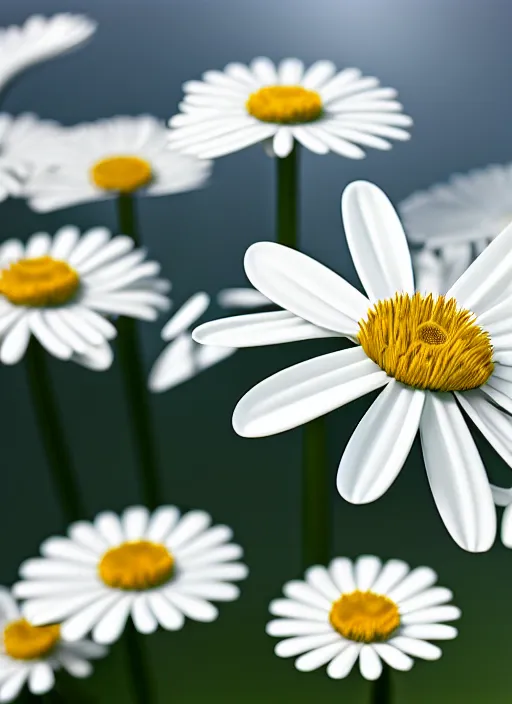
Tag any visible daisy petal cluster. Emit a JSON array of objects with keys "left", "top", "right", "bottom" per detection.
[
  {"left": 267, "top": 556, "right": 459, "bottom": 680},
  {"left": 0, "top": 226, "right": 170, "bottom": 368},
  {"left": 193, "top": 179, "right": 512, "bottom": 552},
  {"left": 168, "top": 58, "right": 412, "bottom": 159},
  {"left": 0, "top": 588, "right": 106, "bottom": 702},
  {"left": 0, "top": 14, "right": 96, "bottom": 94},
  {"left": 0, "top": 113, "right": 61, "bottom": 201},
  {"left": 400, "top": 163, "right": 512, "bottom": 250},
  {"left": 25, "top": 115, "right": 213, "bottom": 212},
  {"left": 14, "top": 506, "right": 248, "bottom": 644},
  {"left": 148, "top": 288, "right": 270, "bottom": 392}
]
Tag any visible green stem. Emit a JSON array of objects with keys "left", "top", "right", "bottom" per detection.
[
  {"left": 115, "top": 195, "right": 162, "bottom": 510},
  {"left": 124, "top": 620, "right": 155, "bottom": 704},
  {"left": 276, "top": 144, "right": 299, "bottom": 248},
  {"left": 301, "top": 416, "right": 329, "bottom": 568},
  {"left": 371, "top": 665, "right": 392, "bottom": 704},
  {"left": 25, "top": 338, "right": 85, "bottom": 523},
  {"left": 276, "top": 144, "right": 330, "bottom": 569}
]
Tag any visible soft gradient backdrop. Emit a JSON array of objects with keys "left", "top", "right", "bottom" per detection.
[{"left": 0, "top": 1, "right": 510, "bottom": 702}]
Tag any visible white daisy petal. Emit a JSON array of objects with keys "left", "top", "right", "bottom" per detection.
[
  {"left": 387, "top": 567, "right": 437, "bottom": 603},
  {"left": 304, "top": 566, "right": 340, "bottom": 601},
  {"left": 0, "top": 670, "right": 28, "bottom": 702},
  {"left": 0, "top": 316, "right": 31, "bottom": 365},
  {"left": 337, "top": 381, "right": 424, "bottom": 504},
  {"left": 420, "top": 392, "right": 496, "bottom": 552},
  {"left": 342, "top": 181, "right": 414, "bottom": 301},
  {"left": 181, "top": 564, "right": 248, "bottom": 581},
  {"left": 50, "top": 226, "right": 81, "bottom": 259},
  {"left": 455, "top": 389, "right": 512, "bottom": 466},
  {"left": 491, "top": 484, "right": 512, "bottom": 507},
  {"left": 28, "top": 663, "right": 54, "bottom": 695},
  {"left": 193, "top": 310, "right": 338, "bottom": 348},
  {"left": 354, "top": 556, "right": 382, "bottom": 591},
  {"left": 278, "top": 58, "right": 304, "bottom": 85},
  {"left": 233, "top": 346, "right": 388, "bottom": 437},
  {"left": 40, "top": 537, "right": 97, "bottom": 564},
  {"left": 147, "top": 592, "right": 185, "bottom": 631},
  {"left": 59, "top": 654, "right": 93, "bottom": 678},
  {"left": 176, "top": 525, "right": 233, "bottom": 560},
  {"left": 177, "top": 581, "right": 239, "bottom": 601},
  {"left": 266, "top": 619, "right": 333, "bottom": 637},
  {"left": 24, "top": 590, "right": 107, "bottom": 626},
  {"left": 282, "top": 581, "right": 332, "bottom": 610},
  {"left": 92, "top": 595, "right": 133, "bottom": 644},
  {"left": 326, "top": 643, "right": 362, "bottom": 678},
  {"left": 29, "top": 310, "right": 72, "bottom": 360},
  {"left": 0, "top": 239, "right": 24, "bottom": 266},
  {"left": 388, "top": 636, "right": 442, "bottom": 660},
  {"left": 401, "top": 605, "right": 461, "bottom": 624},
  {"left": 273, "top": 128, "right": 294, "bottom": 158},
  {"left": 371, "top": 560, "right": 410, "bottom": 594},
  {"left": 398, "top": 587, "right": 454, "bottom": 614},
  {"left": 131, "top": 595, "right": 158, "bottom": 634},
  {"left": 18, "top": 559, "right": 96, "bottom": 580},
  {"left": 187, "top": 124, "right": 277, "bottom": 159},
  {"left": 216, "top": 288, "right": 270, "bottom": 309},
  {"left": 244, "top": 241, "right": 369, "bottom": 334},
  {"left": 295, "top": 642, "right": 347, "bottom": 672},
  {"left": 166, "top": 510, "right": 211, "bottom": 550},
  {"left": 275, "top": 633, "right": 340, "bottom": 658},
  {"left": 291, "top": 126, "right": 329, "bottom": 154},
  {"left": 401, "top": 624, "right": 458, "bottom": 640},
  {"left": 250, "top": 56, "right": 278, "bottom": 84},
  {"left": 269, "top": 599, "right": 328, "bottom": 622},
  {"left": 0, "top": 590, "right": 19, "bottom": 622},
  {"left": 121, "top": 506, "right": 149, "bottom": 541},
  {"left": 94, "top": 512, "right": 124, "bottom": 546},
  {"left": 26, "top": 233, "right": 51, "bottom": 258},
  {"left": 181, "top": 544, "right": 242, "bottom": 567},
  {"left": 306, "top": 126, "right": 366, "bottom": 159},
  {"left": 328, "top": 557, "right": 357, "bottom": 593},
  {"left": 145, "top": 506, "right": 181, "bottom": 542},
  {"left": 161, "top": 293, "right": 209, "bottom": 341},
  {"left": 164, "top": 591, "right": 218, "bottom": 622},
  {"left": 359, "top": 645, "right": 383, "bottom": 680},
  {"left": 372, "top": 643, "right": 414, "bottom": 671},
  {"left": 501, "top": 504, "right": 512, "bottom": 547},
  {"left": 301, "top": 61, "right": 337, "bottom": 90},
  {"left": 60, "top": 593, "right": 123, "bottom": 642}
]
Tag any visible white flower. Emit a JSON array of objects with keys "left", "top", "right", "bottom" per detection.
[
  {"left": 491, "top": 485, "right": 512, "bottom": 548},
  {"left": 0, "top": 588, "right": 106, "bottom": 702},
  {"left": 14, "top": 505, "right": 248, "bottom": 645},
  {"left": 193, "top": 180, "right": 512, "bottom": 553},
  {"left": 168, "top": 58, "right": 412, "bottom": 159},
  {"left": 0, "top": 14, "right": 96, "bottom": 95},
  {"left": 149, "top": 288, "right": 270, "bottom": 392},
  {"left": 0, "top": 226, "right": 170, "bottom": 368},
  {"left": 267, "top": 556, "right": 459, "bottom": 681},
  {"left": 412, "top": 243, "right": 472, "bottom": 296},
  {"left": 26, "top": 115, "right": 213, "bottom": 212},
  {"left": 0, "top": 113, "right": 61, "bottom": 201},
  {"left": 400, "top": 163, "right": 512, "bottom": 249}
]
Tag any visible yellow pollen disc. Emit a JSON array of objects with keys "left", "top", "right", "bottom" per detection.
[
  {"left": 329, "top": 590, "right": 400, "bottom": 643},
  {"left": 358, "top": 292, "right": 494, "bottom": 392},
  {"left": 90, "top": 155, "right": 153, "bottom": 192},
  {"left": 0, "top": 256, "right": 80, "bottom": 307},
  {"left": 246, "top": 85, "right": 323, "bottom": 124},
  {"left": 98, "top": 540, "right": 175, "bottom": 590},
  {"left": 3, "top": 619, "right": 60, "bottom": 660}
]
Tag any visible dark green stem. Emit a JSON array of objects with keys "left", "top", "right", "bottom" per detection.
[
  {"left": 301, "top": 415, "right": 329, "bottom": 568},
  {"left": 276, "top": 144, "right": 299, "bottom": 248},
  {"left": 124, "top": 620, "right": 155, "bottom": 704},
  {"left": 371, "top": 665, "right": 392, "bottom": 704},
  {"left": 25, "top": 339, "right": 85, "bottom": 523},
  {"left": 116, "top": 195, "right": 162, "bottom": 510}
]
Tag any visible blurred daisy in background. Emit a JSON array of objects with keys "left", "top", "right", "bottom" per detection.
[
  {"left": 148, "top": 288, "right": 270, "bottom": 393},
  {"left": 0, "top": 587, "right": 106, "bottom": 702},
  {"left": 193, "top": 180, "right": 512, "bottom": 553},
  {"left": 267, "top": 555, "right": 460, "bottom": 680},
  {"left": 168, "top": 57, "right": 412, "bottom": 159},
  {"left": 411, "top": 244, "right": 472, "bottom": 296},
  {"left": 14, "top": 505, "right": 248, "bottom": 645},
  {"left": 0, "top": 113, "right": 61, "bottom": 201},
  {"left": 0, "top": 226, "right": 170, "bottom": 368},
  {"left": 25, "top": 115, "right": 212, "bottom": 212},
  {"left": 491, "top": 485, "right": 512, "bottom": 548},
  {"left": 401, "top": 163, "right": 512, "bottom": 253},
  {"left": 0, "top": 13, "right": 96, "bottom": 97}
]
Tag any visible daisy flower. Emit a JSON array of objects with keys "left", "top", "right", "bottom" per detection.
[
  {"left": 0, "top": 14, "right": 96, "bottom": 96},
  {"left": 267, "top": 555, "right": 460, "bottom": 680},
  {"left": 0, "top": 225, "right": 170, "bottom": 367},
  {"left": 0, "top": 113, "right": 62, "bottom": 201},
  {"left": 412, "top": 243, "right": 472, "bottom": 296},
  {"left": 167, "top": 58, "right": 412, "bottom": 159},
  {"left": 14, "top": 505, "right": 248, "bottom": 645},
  {"left": 148, "top": 288, "right": 270, "bottom": 393},
  {"left": 193, "top": 179, "right": 512, "bottom": 553},
  {"left": 0, "top": 587, "right": 106, "bottom": 702},
  {"left": 25, "top": 115, "right": 212, "bottom": 212},
  {"left": 400, "top": 163, "right": 512, "bottom": 251}
]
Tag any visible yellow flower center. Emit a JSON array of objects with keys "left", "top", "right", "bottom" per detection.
[
  {"left": 0, "top": 256, "right": 80, "bottom": 307},
  {"left": 329, "top": 590, "right": 400, "bottom": 643},
  {"left": 98, "top": 540, "right": 175, "bottom": 590},
  {"left": 3, "top": 619, "right": 60, "bottom": 660},
  {"left": 90, "top": 155, "right": 153, "bottom": 193},
  {"left": 358, "top": 292, "right": 494, "bottom": 392},
  {"left": 246, "top": 86, "right": 323, "bottom": 124}
]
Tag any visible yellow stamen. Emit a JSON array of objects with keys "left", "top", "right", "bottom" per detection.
[
  {"left": 329, "top": 590, "right": 400, "bottom": 643},
  {"left": 0, "top": 256, "right": 80, "bottom": 307},
  {"left": 358, "top": 292, "right": 494, "bottom": 392},
  {"left": 246, "top": 86, "right": 323, "bottom": 124},
  {"left": 90, "top": 155, "right": 153, "bottom": 192},
  {"left": 98, "top": 540, "right": 174, "bottom": 590},
  {"left": 4, "top": 619, "right": 60, "bottom": 660}
]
